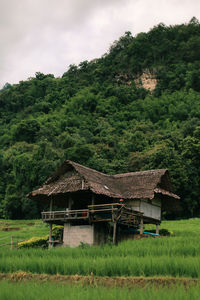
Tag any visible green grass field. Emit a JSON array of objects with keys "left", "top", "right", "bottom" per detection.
[
  {"left": 0, "top": 219, "right": 49, "bottom": 248},
  {"left": 0, "top": 281, "right": 199, "bottom": 300},
  {"left": 0, "top": 218, "right": 200, "bottom": 277},
  {"left": 0, "top": 218, "right": 200, "bottom": 299}
]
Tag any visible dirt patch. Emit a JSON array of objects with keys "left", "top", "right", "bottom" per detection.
[
  {"left": 0, "top": 272, "right": 199, "bottom": 288},
  {"left": 0, "top": 222, "right": 39, "bottom": 228},
  {"left": 1, "top": 227, "right": 21, "bottom": 232}
]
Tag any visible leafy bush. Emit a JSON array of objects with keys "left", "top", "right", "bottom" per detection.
[
  {"left": 18, "top": 235, "right": 49, "bottom": 249},
  {"left": 18, "top": 225, "right": 63, "bottom": 249}
]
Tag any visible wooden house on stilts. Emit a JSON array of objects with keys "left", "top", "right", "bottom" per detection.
[{"left": 27, "top": 160, "right": 180, "bottom": 247}]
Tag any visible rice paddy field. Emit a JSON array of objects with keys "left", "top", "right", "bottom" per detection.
[
  {"left": 0, "top": 281, "right": 200, "bottom": 300},
  {"left": 0, "top": 219, "right": 48, "bottom": 247},
  {"left": 0, "top": 218, "right": 200, "bottom": 299}
]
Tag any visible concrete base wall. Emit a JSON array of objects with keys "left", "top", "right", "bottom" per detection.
[{"left": 63, "top": 223, "right": 94, "bottom": 248}]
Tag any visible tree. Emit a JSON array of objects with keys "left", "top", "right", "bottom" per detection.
[{"left": 13, "top": 120, "right": 40, "bottom": 143}]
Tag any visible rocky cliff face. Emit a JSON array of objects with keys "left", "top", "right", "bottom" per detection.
[
  {"left": 135, "top": 70, "right": 157, "bottom": 92},
  {"left": 115, "top": 69, "right": 157, "bottom": 92}
]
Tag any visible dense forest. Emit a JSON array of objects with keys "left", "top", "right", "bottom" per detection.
[{"left": 1, "top": 17, "right": 200, "bottom": 219}]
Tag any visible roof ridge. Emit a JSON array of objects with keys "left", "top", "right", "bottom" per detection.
[
  {"left": 67, "top": 160, "right": 111, "bottom": 178},
  {"left": 114, "top": 169, "right": 168, "bottom": 178}
]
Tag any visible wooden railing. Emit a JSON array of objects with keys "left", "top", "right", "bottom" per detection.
[
  {"left": 42, "top": 203, "right": 144, "bottom": 227},
  {"left": 88, "top": 203, "right": 143, "bottom": 226},
  {"left": 42, "top": 209, "right": 89, "bottom": 222},
  {"left": 0, "top": 236, "right": 24, "bottom": 250},
  {"left": 88, "top": 203, "right": 121, "bottom": 222}
]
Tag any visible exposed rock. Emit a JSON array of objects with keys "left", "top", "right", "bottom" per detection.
[{"left": 135, "top": 69, "right": 157, "bottom": 92}]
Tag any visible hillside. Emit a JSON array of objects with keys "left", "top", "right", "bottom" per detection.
[{"left": 0, "top": 18, "right": 200, "bottom": 219}]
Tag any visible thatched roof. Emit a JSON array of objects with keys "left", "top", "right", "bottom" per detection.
[{"left": 27, "top": 160, "right": 180, "bottom": 210}]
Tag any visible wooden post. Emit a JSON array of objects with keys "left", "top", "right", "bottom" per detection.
[
  {"left": 92, "top": 195, "right": 94, "bottom": 206},
  {"left": 10, "top": 236, "right": 13, "bottom": 250},
  {"left": 156, "top": 224, "right": 159, "bottom": 235},
  {"left": 69, "top": 196, "right": 72, "bottom": 210},
  {"left": 81, "top": 180, "right": 84, "bottom": 190},
  {"left": 49, "top": 223, "right": 52, "bottom": 249},
  {"left": 113, "top": 221, "right": 117, "bottom": 245},
  {"left": 50, "top": 197, "right": 53, "bottom": 211},
  {"left": 140, "top": 217, "right": 143, "bottom": 235}
]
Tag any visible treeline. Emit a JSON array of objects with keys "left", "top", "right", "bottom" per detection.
[{"left": 0, "top": 18, "right": 200, "bottom": 219}]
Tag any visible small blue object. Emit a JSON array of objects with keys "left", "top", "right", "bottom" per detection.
[{"left": 121, "top": 228, "right": 160, "bottom": 236}]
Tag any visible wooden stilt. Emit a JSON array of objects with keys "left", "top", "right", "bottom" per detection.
[
  {"left": 69, "top": 196, "right": 72, "bottom": 210},
  {"left": 156, "top": 224, "right": 159, "bottom": 235},
  {"left": 92, "top": 194, "right": 95, "bottom": 206},
  {"left": 140, "top": 217, "right": 143, "bottom": 235},
  {"left": 113, "top": 221, "right": 117, "bottom": 245},
  {"left": 49, "top": 223, "right": 52, "bottom": 249}
]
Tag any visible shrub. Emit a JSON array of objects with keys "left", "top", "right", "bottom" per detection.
[
  {"left": 18, "top": 225, "right": 63, "bottom": 249},
  {"left": 18, "top": 235, "right": 49, "bottom": 249}
]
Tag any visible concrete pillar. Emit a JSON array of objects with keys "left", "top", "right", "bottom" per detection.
[{"left": 63, "top": 223, "right": 71, "bottom": 246}]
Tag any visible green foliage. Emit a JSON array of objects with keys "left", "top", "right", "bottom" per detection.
[
  {"left": 18, "top": 225, "right": 63, "bottom": 248},
  {"left": 13, "top": 119, "right": 40, "bottom": 143},
  {"left": 0, "top": 219, "right": 49, "bottom": 248},
  {"left": 1, "top": 19, "right": 200, "bottom": 218},
  {"left": 18, "top": 235, "right": 49, "bottom": 249},
  {"left": 51, "top": 225, "right": 64, "bottom": 240}
]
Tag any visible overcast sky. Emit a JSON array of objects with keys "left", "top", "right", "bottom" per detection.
[{"left": 0, "top": 0, "right": 200, "bottom": 88}]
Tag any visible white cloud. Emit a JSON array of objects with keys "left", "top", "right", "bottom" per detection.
[{"left": 0, "top": 0, "right": 200, "bottom": 88}]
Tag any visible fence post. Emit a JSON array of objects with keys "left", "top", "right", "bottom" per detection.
[{"left": 10, "top": 236, "right": 13, "bottom": 250}]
